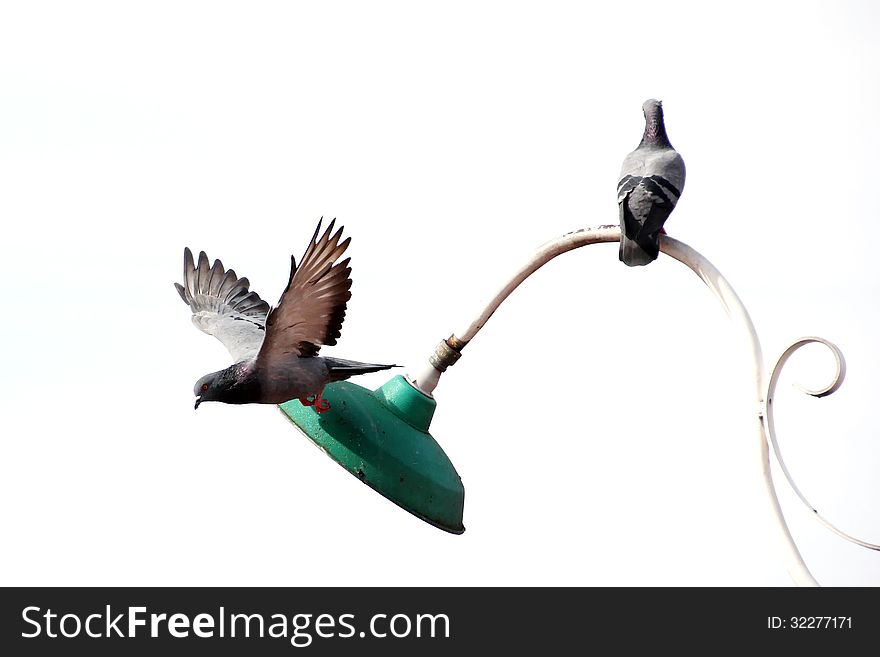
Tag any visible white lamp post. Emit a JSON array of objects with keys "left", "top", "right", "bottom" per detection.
[{"left": 411, "top": 225, "right": 878, "bottom": 586}]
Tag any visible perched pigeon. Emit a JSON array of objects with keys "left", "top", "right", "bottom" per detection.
[
  {"left": 617, "top": 99, "right": 686, "bottom": 266},
  {"left": 175, "top": 219, "right": 396, "bottom": 412}
]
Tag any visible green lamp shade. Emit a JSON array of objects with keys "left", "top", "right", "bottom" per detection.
[{"left": 278, "top": 375, "right": 465, "bottom": 534}]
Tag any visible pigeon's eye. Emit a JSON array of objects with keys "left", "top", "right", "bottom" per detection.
[{"left": 201, "top": 383, "right": 209, "bottom": 392}]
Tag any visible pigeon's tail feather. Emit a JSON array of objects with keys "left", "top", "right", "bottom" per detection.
[
  {"left": 618, "top": 194, "right": 666, "bottom": 267},
  {"left": 175, "top": 247, "right": 271, "bottom": 320},
  {"left": 324, "top": 357, "right": 399, "bottom": 382},
  {"left": 619, "top": 235, "right": 657, "bottom": 267}
]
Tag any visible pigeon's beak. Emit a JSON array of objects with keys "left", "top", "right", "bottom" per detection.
[{"left": 194, "top": 396, "right": 202, "bottom": 410}]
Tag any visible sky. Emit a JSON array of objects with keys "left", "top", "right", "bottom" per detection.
[{"left": 1, "top": 1, "right": 879, "bottom": 586}]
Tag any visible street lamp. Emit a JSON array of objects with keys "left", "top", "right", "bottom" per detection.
[
  {"left": 278, "top": 374, "right": 465, "bottom": 534},
  {"left": 279, "top": 224, "right": 877, "bottom": 584}
]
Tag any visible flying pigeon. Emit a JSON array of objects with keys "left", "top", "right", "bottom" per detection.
[
  {"left": 175, "top": 219, "right": 396, "bottom": 412},
  {"left": 617, "top": 99, "right": 686, "bottom": 266}
]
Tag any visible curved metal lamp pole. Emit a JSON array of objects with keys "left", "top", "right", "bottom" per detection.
[{"left": 412, "top": 224, "right": 877, "bottom": 586}]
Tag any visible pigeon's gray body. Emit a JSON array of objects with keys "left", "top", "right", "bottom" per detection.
[
  {"left": 617, "top": 99, "right": 686, "bottom": 266},
  {"left": 175, "top": 219, "right": 395, "bottom": 410}
]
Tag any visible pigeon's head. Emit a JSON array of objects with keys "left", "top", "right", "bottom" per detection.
[
  {"left": 642, "top": 98, "right": 663, "bottom": 118},
  {"left": 640, "top": 99, "right": 670, "bottom": 147},
  {"left": 193, "top": 368, "right": 236, "bottom": 409}
]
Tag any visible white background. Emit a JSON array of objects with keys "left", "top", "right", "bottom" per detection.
[{"left": 1, "top": 1, "right": 878, "bottom": 586}]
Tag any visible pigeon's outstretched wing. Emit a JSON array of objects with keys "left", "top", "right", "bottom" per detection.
[
  {"left": 175, "top": 247, "right": 270, "bottom": 363},
  {"left": 256, "top": 218, "right": 352, "bottom": 365}
]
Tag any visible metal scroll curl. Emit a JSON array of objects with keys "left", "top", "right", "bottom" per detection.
[{"left": 763, "top": 337, "right": 879, "bottom": 551}]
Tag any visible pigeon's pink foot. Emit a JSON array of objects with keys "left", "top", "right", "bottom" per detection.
[
  {"left": 299, "top": 396, "right": 316, "bottom": 407},
  {"left": 313, "top": 391, "right": 331, "bottom": 414},
  {"left": 659, "top": 226, "right": 667, "bottom": 235}
]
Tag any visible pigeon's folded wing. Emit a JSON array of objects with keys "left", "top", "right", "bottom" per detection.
[
  {"left": 256, "top": 219, "right": 352, "bottom": 366},
  {"left": 175, "top": 247, "right": 270, "bottom": 363}
]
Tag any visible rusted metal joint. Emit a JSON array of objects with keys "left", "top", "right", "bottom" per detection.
[{"left": 429, "top": 334, "right": 467, "bottom": 372}]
